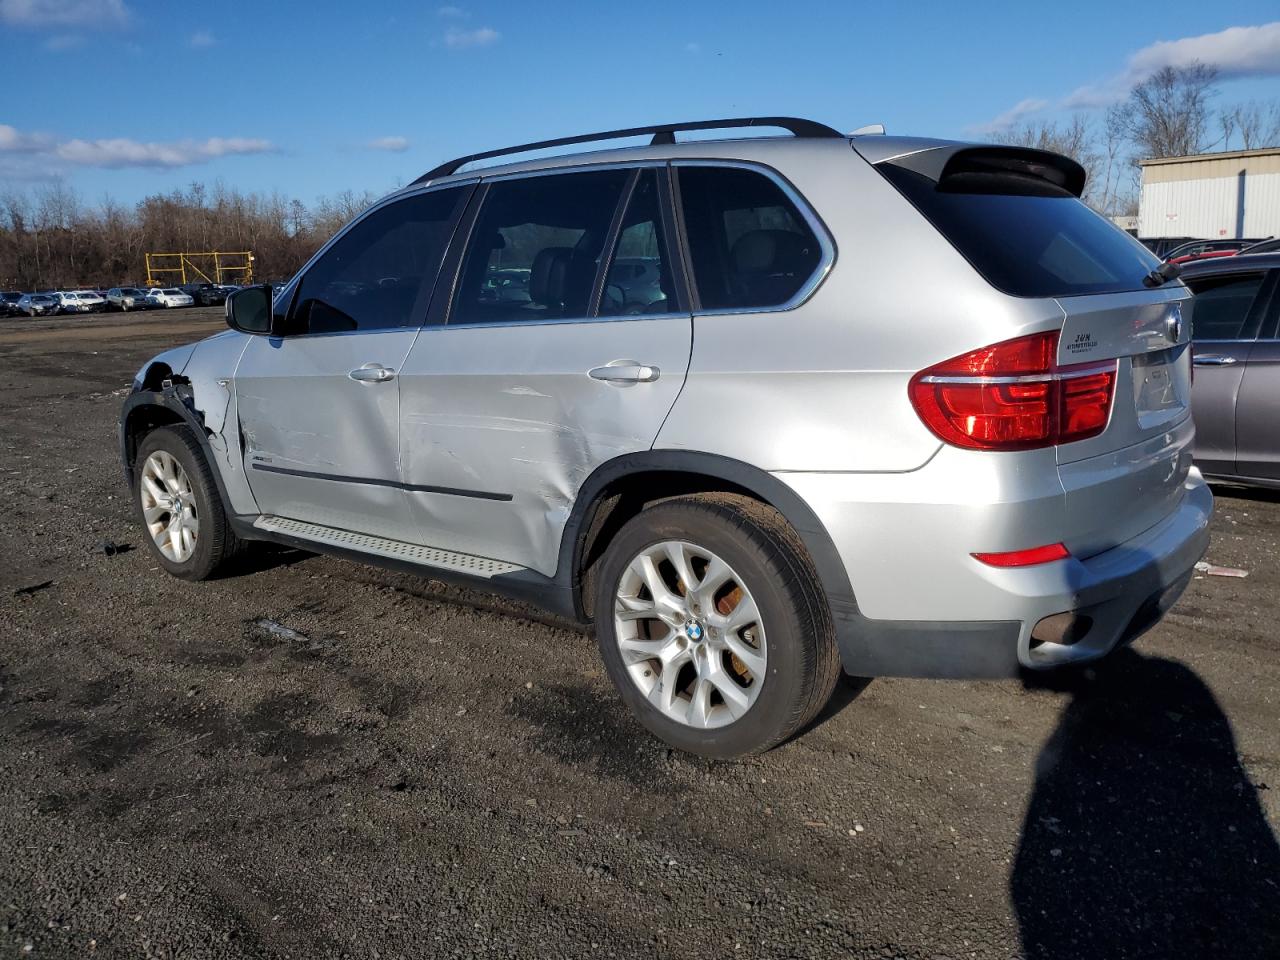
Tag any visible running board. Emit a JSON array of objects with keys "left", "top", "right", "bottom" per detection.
[{"left": 253, "top": 516, "right": 525, "bottom": 579}]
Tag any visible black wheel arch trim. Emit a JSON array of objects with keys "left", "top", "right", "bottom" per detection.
[
  {"left": 119, "top": 387, "right": 237, "bottom": 518},
  {"left": 557, "top": 449, "right": 860, "bottom": 621}
]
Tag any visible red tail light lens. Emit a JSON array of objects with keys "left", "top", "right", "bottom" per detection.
[{"left": 909, "top": 331, "right": 1116, "bottom": 451}]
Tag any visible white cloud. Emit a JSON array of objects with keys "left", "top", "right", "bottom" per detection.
[
  {"left": 54, "top": 136, "right": 274, "bottom": 168},
  {"left": 189, "top": 29, "right": 215, "bottom": 48},
  {"left": 0, "top": 124, "right": 55, "bottom": 152},
  {"left": 1060, "top": 83, "right": 1124, "bottom": 110},
  {"left": 368, "top": 136, "right": 409, "bottom": 152},
  {"left": 0, "top": 0, "right": 128, "bottom": 27},
  {"left": 1064, "top": 21, "right": 1280, "bottom": 109},
  {"left": 437, "top": 4, "right": 466, "bottom": 16},
  {"left": 1126, "top": 22, "right": 1280, "bottom": 80},
  {"left": 0, "top": 126, "right": 273, "bottom": 175},
  {"left": 443, "top": 25, "right": 498, "bottom": 48},
  {"left": 969, "top": 97, "right": 1050, "bottom": 134}
]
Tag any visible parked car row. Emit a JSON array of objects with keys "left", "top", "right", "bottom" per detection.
[{"left": 2, "top": 283, "right": 240, "bottom": 317}]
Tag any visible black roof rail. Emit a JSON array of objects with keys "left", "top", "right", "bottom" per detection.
[{"left": 412, "top": 116, "right": 844, "bottom": 184}]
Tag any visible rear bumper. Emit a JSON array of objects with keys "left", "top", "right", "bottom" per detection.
[{"left": 782, "top": 469, "right": 1212, "bottom": 678}]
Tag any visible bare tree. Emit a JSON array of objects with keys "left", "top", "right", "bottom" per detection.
[
  {"left": 1113, "top": 62, "right": 1219, "bottom": 159},
  {"left": 1220, "top": 100, "right": 1280, "bottom": 151},
  {"left": 994, "top": 115, "right": 1112, "bottom": 207},
  {"left": 995, "top": 115, "right": 1094, "bottom": 165},
  {"left": 1090, "top": 105, "right": 1140, "bottom": 217}
]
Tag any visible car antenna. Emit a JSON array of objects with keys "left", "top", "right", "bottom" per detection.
[{"left": 849, "top": 123, "right": 886, "bottom": 136}]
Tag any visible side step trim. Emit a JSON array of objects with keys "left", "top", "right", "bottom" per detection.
[{"left": 253, "top": 516, "right": 524, "bottom": 579}]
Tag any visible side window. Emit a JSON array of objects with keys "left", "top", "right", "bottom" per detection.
[
  {"left": 677, "top": 166, "right": 822, "bottom": 311},
  {"left": 290, "top": 187, "right": 465, "bottom": 334},
  {"left": 1187, "top": 273, "right": 1266, "bottom": 341},
  {"left": 599, "top": 169, "right": 674, "bottom": 317},
  {"left": 450, "top": 169, "right": 629, "bottom": 325}
]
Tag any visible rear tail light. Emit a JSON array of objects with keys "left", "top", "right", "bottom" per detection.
[{"left": 909, "top": 331, "right": 1116, "bottom": 451}]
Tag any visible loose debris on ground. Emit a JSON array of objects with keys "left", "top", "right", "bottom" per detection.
[{"left": 1, "top": 309, "right": 1277, "bottom": 958}]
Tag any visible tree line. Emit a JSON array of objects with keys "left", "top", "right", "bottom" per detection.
[
  {"left": 0, "top": 181, "right": 380, "bottom": 291},
  {"left": 996, "top": 63, "right": 1280, "bottom": 217}
]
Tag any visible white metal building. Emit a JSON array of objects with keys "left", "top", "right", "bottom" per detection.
[{"left": 1138, "top": 147, "right": 1280, "bottom": 240}]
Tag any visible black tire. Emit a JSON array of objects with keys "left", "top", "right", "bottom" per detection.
[
  {"left": 133, "top": 424, "right": 244, "bottom": 581},
  {"left": 594, "top": 493, "right": 842, "bottom": 758}
]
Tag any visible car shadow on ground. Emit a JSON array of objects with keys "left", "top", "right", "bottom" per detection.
[
  {"left": 1208, "top": 481, "right": 1280, "bottom": 505},
  {"left": 212, "top": 544, "right": 315, "bottom": 579},
  {"left": 1011, "top": 648, "right": 1280, "bottom": 959}
]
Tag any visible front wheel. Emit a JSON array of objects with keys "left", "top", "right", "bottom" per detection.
[
  {"left": 594, "top": 494, "right": 841, "bottom": 758},
  {"left": 133, "top": 425, "right": 244, "bottom": 580}
]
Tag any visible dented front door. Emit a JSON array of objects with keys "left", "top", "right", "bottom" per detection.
[
  {"left": 235, "top": 329, "right": 420, "bottom": 541},
  {"left": 396, "top": 317, "right": 693, "bottom": 575}
]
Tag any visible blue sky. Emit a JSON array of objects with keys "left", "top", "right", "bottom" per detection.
[{"left": 2, "top": 0, "right": 1279, "bottom": 206}]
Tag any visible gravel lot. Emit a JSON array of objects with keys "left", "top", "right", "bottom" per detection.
[{"left": 2, "top": 308, "right": 1278, "bottom": 959}]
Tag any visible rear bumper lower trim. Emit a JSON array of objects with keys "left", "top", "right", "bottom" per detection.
[{"left": 832, "top": 474, "right": 1212, "bottom": 678}]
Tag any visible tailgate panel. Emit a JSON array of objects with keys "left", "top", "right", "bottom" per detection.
[
  {"left": 1055, "top": 288, "right": 1193, "bottom": 465},
  {"left": 1054, "top": 286, "right": 1195, "bottom": 556},
  {"left": 1059, "top": 416, "right": 1194, "bottom": 558}
]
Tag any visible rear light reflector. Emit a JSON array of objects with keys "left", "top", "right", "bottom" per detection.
[
  {"left": 972, "top": 543, "right": 1070, "bottom": 567},
  {"left": 909, "top": 331, "right": 1116, "bottom": 451}
]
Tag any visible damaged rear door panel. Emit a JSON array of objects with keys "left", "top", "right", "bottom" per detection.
[{"left": 396, "top": 166, "right": 693, "bottom": 575}]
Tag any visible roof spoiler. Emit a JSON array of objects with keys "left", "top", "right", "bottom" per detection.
[{"left": 879, "top": 145, "right": 1087, "bottom": 198}]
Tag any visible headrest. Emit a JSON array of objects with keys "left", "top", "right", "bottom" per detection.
[
  {"left": 730, "top": 229, "right": 816, "bottom": 275},
  {"left": 530, "top": 247, "right": 573, "bottom": 307}
]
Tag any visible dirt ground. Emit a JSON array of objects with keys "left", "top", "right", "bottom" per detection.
[{"left": 1, "top": 308, "right": 1278, "bottom": 959}]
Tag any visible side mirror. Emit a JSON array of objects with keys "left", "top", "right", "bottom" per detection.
[{"left": 225, "top": 285, "right": 274, "bottom": 335}]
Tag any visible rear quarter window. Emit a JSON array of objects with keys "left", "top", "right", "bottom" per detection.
[
  {"left": 677, "top": 165, "right": 825, "bottom": 311},
  {"left": 1185, "top": 273, "right": 1267, "bottom": 341},
  {"left": 878, "top": 160, "right": 1160, "bottom": 299}
]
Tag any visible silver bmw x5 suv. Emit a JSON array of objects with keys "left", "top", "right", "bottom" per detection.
[{"left": 121, "top": 117, "right": 1211, "bottom": 757}]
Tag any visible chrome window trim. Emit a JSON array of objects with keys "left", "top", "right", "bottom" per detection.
[
  {"left": 440, "top": 157, "right": 835, "bottom": 329},
  {"left": 444, "top": 163, "right": 685, "bottom": 329},
  {"left": 475, "top": 158, "right": 665, "bottom": 183},
  {"left": 671, "top": 158, "right": 837, "bottom": 317},
  {"left": 424, "top": 311, "right": 690, "bottom": 333}
]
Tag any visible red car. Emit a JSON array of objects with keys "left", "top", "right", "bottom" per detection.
[{"left": 1165, "top": 238, "right": 1263, "bottom": 264}]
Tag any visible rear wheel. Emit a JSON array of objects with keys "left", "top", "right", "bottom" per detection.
[
  {"left": 594, "top": 494, "right": 841, "bottom": 758},
  {"left": 134, "top": 425, "right": 243, "bottom": 580}
]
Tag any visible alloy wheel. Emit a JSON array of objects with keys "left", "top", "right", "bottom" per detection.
[
  {"left": 139, "top": 450, "right": 199, "bottom": 563},
  {"left": 613, "top": 540, "right": 767, "bottom": 729}
]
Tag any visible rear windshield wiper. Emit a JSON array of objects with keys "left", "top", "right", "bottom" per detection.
[{"left": 1144, "top": 261, "right": 1181, "bottom": 288}]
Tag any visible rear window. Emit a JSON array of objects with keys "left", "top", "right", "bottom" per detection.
[{"left": 878, "top": 161, "right": 1160, "bottom": 298}]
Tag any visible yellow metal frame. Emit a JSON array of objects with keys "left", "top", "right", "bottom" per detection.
[{"left": 144, "top": 251, "right": 255, "bottom": 287}]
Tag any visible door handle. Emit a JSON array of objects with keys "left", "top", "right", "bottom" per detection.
[
  {"left": 589, "top": 360, "right": 661, "bottom": 385},
  {"left": 349, "top": 362, "right": 396, "bottom": 383},
  {"left": 1192, "top": 355, "right": 1238, "bottom": 366}
]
